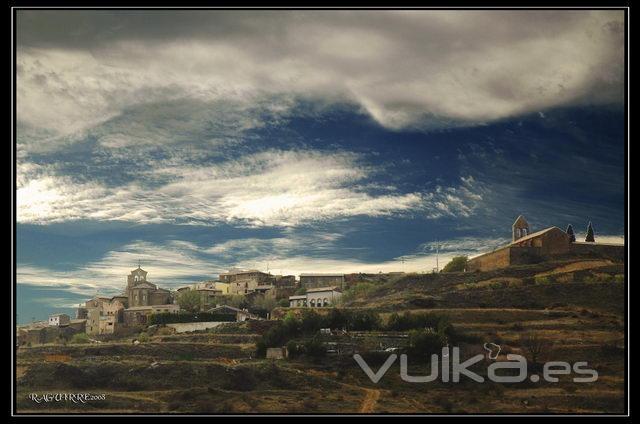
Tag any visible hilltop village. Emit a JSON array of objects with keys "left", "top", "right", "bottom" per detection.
[
  {"left": 18, "top": 265, "right": 348, "bottom": 345},
  {"left": 17, "top": 215, "right": 623, "bottom": 346},
  {"left": 16, "top": 215, "right": 626, "bottom": 413}
]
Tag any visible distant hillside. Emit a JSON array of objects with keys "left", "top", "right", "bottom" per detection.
[{"left": 342, "top": 259, "right": 624, "bottom": 315}]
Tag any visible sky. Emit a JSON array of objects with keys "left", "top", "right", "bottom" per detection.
[{"left": 15, "top": 10, "right": 626, "bottom": 323}]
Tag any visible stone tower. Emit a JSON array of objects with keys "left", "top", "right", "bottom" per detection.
[{"left": 512, "top": 215, "right": 530, "bottom": 242}]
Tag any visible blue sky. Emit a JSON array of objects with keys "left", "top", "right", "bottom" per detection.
[{"left": 15, "top": 10, "right": 625, "bottom": 323}]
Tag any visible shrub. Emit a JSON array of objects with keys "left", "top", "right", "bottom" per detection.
[
  {"left": 348, "top": 310, "right": 381, "bottom": 331},
  {"left": 534, "top": 275, "right": 554, "bottom": 285},
  {"left": 614, "top": 274, "right": 625, "bottom": 284},
  {"left": 385, "top": 312, "right": 443, "bottom": 331},
  {"left": 286, "top": 340, "right": 302, "bottom": 358},
  {"left": 408, "top": 329, "right": 446, "bottom": 356},
  {"left": 441, "top": 256, "right": 468, "bottom": 273},
  {"left": 519, "top": 332, "right": 549, "bottom": 364},
  {"left": 303, "top": 336, "right": 326, "bottom": 358},
  {"left": 70, "top": 333, "right": 90, "bottom": 344},
  {"left": 340, "top": 282, "right": 377, "bottom": 303}
]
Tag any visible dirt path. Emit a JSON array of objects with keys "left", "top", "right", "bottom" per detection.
[{"left": 359, "top": 388, "right": 381, "bottom": 413}]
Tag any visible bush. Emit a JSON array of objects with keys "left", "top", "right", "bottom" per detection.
[
  {"left": 70, "top": 333, "right": 90, "bottom": 344},
  {"left": 304, "top": 336, "right": 326, "bottom": 358},
  {"left": 385, "top": 312, "right": 443, "bottom": 331},
  {"left": 251, "top": 294, "right": 278, "bottom": 312},
  {"left": 340, "top": 282, "right": 377, "bottom": 303},
  {"left": 408, "top": 329, "right": 446, "bottom": 356},
  {"left": 286, "top": 340, "right": 302, "bottom": 358},
  {"left": 534, "top": 275, "right": 554, "bottom": 285},
  {"left": 348, "top": 310, "right": 381, "bottom": 331},
  {"left": 441, "top": 256, "right": 468, "bottom": 273},
  {"left": 614, "top": 274, "right": 625, "bottom": 284}
]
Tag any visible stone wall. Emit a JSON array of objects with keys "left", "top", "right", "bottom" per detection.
[
  {"left": 568, "top": 243, "right": 625, "bottom": 261},
  {"left": 466, "top": 247, "right": 512, "bottom": 272},
  {"left": 166, "top": 321, "right": 226, "bottom": 333}
]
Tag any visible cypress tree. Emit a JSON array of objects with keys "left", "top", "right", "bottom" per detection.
[
  {"left": 585, "top": 222, "right": 595, "bottom": 242},
  {"left": 566, "top": 224, "right": 576, "bottom": 242}
]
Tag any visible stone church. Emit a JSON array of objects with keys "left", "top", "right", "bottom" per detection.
[
  {"left": 466, "top": 215, "right": 624, "bottom": 272},
  {"left": 125, "top": 266, "right": 172, "bottom": 307}
]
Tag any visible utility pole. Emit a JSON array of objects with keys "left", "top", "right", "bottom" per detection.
[{"left": 435, "top": 238, "right": 440, "bottom": 273}]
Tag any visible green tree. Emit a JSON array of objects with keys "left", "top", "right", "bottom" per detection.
[
  {"left": 566, "top": 224, "right": 576, "bottom": 242},
  {"left": 251, "top": 294, "right": 277, "bottom": 312},
  {"left": 177, "top": 289, "right": 201, "bottom": 313},
  {"left": 585, "top": 222, "right": 595, "bottom": 242},
  {"left": 211, "top": 294, "right": 246, "bottom": 309},
  {"left": 442, "top": 256, "right": 468, "bottom": 273}
]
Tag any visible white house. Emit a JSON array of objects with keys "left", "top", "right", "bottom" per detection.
[
  {"left": 48, "top": 313, "right": 70, "bottom": 327},
  {"left": 288, "top": 287, "right": 342, "bottom": 308},
  {"left": 288, "top": 294, "right": 307, "bottom": 308}
]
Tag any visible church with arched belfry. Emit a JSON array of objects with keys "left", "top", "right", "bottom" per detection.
[
  {"left": 466, "top": 215, "right": 624, "bottom": 272},
  {"left": 125, "top": 266, "right": 172, "bottom": 307},
  {"left": 76, "top": 265, "right": 177, "bottom": 334}
]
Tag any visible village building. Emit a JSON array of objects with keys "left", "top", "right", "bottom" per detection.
[
  {"left": 77, "top": 266, "right": 178, "bottom": 333},
  {"left": 219, "top": 269, "right": 298, "bottom": 295},
  {"left": 299, "top": 273, "right": 345, "bottom": 289},
  {"left": 221, "top": 269, "right": 272, "bottom": 294},
  {"left": 266, "top": 346, "right": 288, "bottom": 359},
  {"left": 288, "top": 294, "right": 307, "bottom": 308},
  {"left": 126, "top": 266, "right": 172, "bottom": 307},
  {"left": 288, "top": 287, "right": 342, "bottom": 308},
  {"left": 17, "top": 319, "right": 86, "bottom": 346},
  {"left": 194, "top": 287, "right": 223, "bottom": 310},
  {"left": 466, "top": 215, "right": 625, "bottom": 272},
  {"left": 48, "top": 313, "right": 70, "bottom": 327},
  {"left": 206, "top": 305, "right": 260, "bottom": 321}
]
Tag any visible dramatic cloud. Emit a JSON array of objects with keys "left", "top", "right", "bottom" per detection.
[
  {"left": 17, "top": 149, "right": 484, "bottom": 226},
  {"left": 17, "top": 10, "right": 624, "bottom": 140}
]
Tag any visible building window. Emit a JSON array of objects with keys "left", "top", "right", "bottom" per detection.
[
  {"left": 310, "top": 299, "right": 315, "bottom": 307},
  {"left": 323, "top": 298, "right": 329, "bottom": 306}
]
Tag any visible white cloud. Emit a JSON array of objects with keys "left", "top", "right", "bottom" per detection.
[
  {"left": 17, "top": 240, "right": 219, "bottom": 296},
  {"left": 17, "top": 149, "right": 484, "bottom": 226},
  {"left": 16, "top": 233, "right": 491, "bottom": 297},
  {"left": 17, "top": 10, "right": 624, "bottom": 142}
]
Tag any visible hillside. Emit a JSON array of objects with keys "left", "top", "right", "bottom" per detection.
[{"left": 16, "top": 259, "right": 625, "bottom": 414}]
